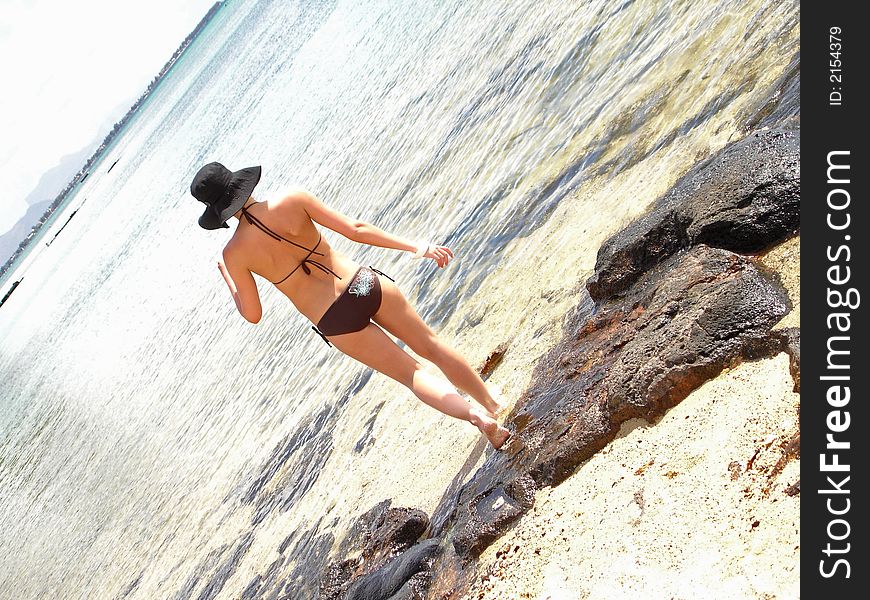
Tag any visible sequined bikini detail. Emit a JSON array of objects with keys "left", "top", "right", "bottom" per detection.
[{"left": 348, "top": 269, "right": 375, "bottom": 297}]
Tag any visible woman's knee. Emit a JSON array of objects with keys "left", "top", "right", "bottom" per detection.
[
  {"left": 386, "top": 359, "right": 424, "bottom": 391},
  {"left": 412, "top": 333, "right": 445, "bottom": 363}
]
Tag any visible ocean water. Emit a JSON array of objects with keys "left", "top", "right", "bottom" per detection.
[{"left": 0, "top": 0, "right": 798, "bottom": 598}]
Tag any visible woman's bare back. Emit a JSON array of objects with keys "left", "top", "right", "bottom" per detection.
[{"left": 222, "top": 195, "right": 361, "bottom": 325}]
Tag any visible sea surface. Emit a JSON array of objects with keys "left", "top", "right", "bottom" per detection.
[{"left": 0, "top": 1, "right": 798, "bottom": 598}]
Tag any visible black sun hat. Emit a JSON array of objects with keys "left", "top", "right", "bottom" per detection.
[{"left": 190, "top": 162, "right": 262, "bottom": 229}]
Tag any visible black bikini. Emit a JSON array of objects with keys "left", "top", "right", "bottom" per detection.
[{"left": 240, "top": 205, "right": 393, "bottom": 346}]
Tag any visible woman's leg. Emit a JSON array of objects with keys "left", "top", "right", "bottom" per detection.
[
  {"left": 327, "top": 322, "right": 510, "bottom": 449},
  {"left": 371, "top": 278, "right": 504, "bottom": 417}
]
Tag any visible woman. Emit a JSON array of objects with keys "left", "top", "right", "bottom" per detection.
[{"left": 190, "top": 162, "right": 511, "bottom": 449}]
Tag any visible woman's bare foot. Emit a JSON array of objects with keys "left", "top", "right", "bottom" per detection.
[{"left": 476, "top": 413, "right": 511, "bottom": 449}]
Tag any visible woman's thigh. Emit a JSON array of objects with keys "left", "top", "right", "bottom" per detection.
[
  {"left": 371, "top": 277, "right": 439, "bottom": 356},
  {"left": 326, "top": 321, "right": 420, "bottom": 387}
]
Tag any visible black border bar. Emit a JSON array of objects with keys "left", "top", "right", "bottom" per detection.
[{"left": 802, "top": 2, "right": 868, "bottom": 596}]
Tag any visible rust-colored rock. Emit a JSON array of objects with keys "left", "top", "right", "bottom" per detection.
[
  {"left": 478, "top": 342, "right": 509, "bottom": 379},
  {"left": 774, "top": 327, "right": 800, "bottom": 392}
]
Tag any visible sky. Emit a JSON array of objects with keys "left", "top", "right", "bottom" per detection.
[{"left": 0, "top": 0, "right": 219, "bottom": 235}]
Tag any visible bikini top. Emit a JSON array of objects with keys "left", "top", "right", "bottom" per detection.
[{"left": 240, "top": 205, "right": 341, "bottom": 284}]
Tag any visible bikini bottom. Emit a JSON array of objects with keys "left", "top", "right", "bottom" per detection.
[{"left": 312, "top": 266, "right": 394, "bottom": 346}]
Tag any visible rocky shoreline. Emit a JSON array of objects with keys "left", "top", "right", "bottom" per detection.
[{"left": 236, "top": 121, "right": 800, "bottom": 599}]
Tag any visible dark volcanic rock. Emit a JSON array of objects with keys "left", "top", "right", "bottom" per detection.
[
  {"left": 587, "top": 125, "right": 799, "bottom": 302},
  {"left": 528, "top": 246, "right": 787, "bottom": 485},
  {"left": 382, "top": 572, "right": 432, "bottom": 600},
  {"left": 344, "top": 539, "right": 441, "bottom": 600},
  {"left": 333, "top": 500, "right": 393, "bottom": 559},
  {"left": 601, "top": 247, "right": 790, "bottom": 422},
  {"left": 320, "top": 558, "right": 364, "bottom": 600},
  {"left": 587, "top": 208, "right": 691, "bottom": 304},
  {"left": 320, "top": 501, "right": 430, "bottom": 600},
  {"left": 451, "top": 475, "right": 536, "bottom": 557},
  {"left": 365, "top": 507, "right": 429, "bottom": 563},
  {"left": 430, "top": 245, "right": 789, "bottom": 566}
]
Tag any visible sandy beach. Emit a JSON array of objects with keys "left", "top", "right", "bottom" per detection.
[{"left": 468, "top": 352, "right": 799, "bottom": 600}]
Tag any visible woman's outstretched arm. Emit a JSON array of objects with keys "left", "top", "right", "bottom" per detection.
[{"left": 291, "top": 189, "right": 454, "bottom": 268}]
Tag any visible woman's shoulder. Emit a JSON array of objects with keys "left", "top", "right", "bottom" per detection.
[
  {"left": 266, "top": 188, "right": 321, "bottom": 224},
  {"left": 264, "top": 189, "right": 318, "bottom": 232},
  {"left": 271, "top": 186, "right": 315, "bottom": 206},
  {"left": 221, "top": 237, "right": 243, "bottom": 263}
]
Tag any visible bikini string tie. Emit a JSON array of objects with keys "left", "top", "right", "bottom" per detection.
[
  {"left": 369, "top": 266, "right": 395, "bottom": 282},
  {"left": 311, "top": 326, "right": 332, "bottom": 347}
]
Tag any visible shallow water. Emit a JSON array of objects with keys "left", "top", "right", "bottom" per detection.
[{"left": 0, "top": 0, "right": 798, "bottom": 598}]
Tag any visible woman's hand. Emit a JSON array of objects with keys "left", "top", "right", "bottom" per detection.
[{"left": 423, "top": 244, "right": 454, "bottom": 268}]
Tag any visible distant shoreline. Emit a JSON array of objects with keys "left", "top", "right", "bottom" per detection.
[{"left": 0, "top": 1, "right": 224, "bottom": 286}]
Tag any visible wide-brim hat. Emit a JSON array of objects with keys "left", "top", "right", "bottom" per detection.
[{"left": 190, "top": 162, "right": 262, "bottom": 229}]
